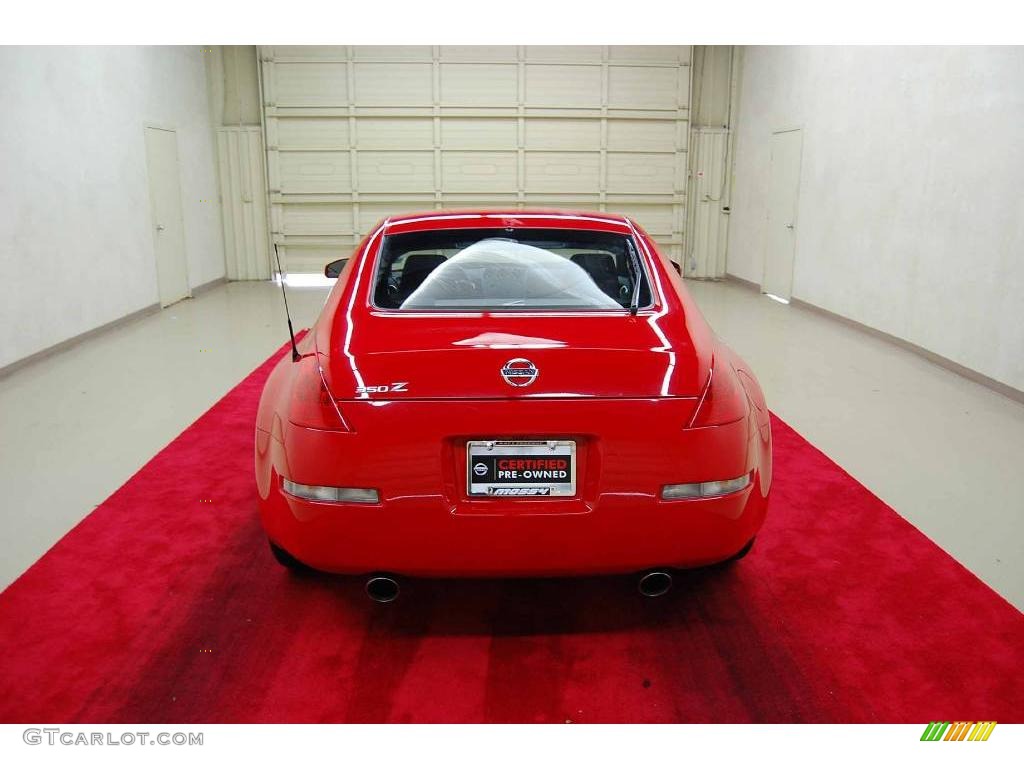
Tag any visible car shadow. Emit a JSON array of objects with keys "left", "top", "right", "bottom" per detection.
[{"left": 296, "top": 563, "right": 744, "bottom": 638}]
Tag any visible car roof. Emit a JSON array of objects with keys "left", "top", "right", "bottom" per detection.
[{"left": 381, "top": 209, "right": 636, "bottom": 235}]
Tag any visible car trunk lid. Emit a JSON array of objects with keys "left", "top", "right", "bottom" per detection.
[{"left": 326, "top": 313, "right": 708, "bottom": 400}]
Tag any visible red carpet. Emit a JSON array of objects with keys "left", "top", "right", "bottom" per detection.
[{"left": 0, "top": 342, "right": 1021, "bottom": 723}]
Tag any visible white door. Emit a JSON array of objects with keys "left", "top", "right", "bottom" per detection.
[
  {"left": 144, "top": 127, "right": 190, "bottom": 306},
  {"left": 686, "top": 128, "right": 730, "bottom": 278},
  {"left": 259, "top": 46, "right": 692, "bottom": 272},
  {"left": 762, "top": 128, "right": 802, "bottom": 300},
  {"left": 217, "top": 126, "right": 271, "bottom": 280}
]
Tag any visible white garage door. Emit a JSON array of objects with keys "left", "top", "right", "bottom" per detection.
[{"left": 260, "top": 46, "right": 691, "bottom": 273}]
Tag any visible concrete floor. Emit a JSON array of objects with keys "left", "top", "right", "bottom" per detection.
[{"left": 0, "top": 279, "right": 1021, "bottom": 609}]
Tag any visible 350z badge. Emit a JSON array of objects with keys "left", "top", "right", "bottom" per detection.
[{"left": 355, "top": 382, "right": 408, "bottom": 395}]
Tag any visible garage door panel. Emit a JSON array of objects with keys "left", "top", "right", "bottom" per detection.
[
  {"left": 441, "top": 118, "right": 518, "bottom": 150},
  {"left": 521, "top": 194, "right": 602, "bottom": 207},
  {"left": 282, "top": 244, "right": 351, "bottom": 274},
  {"left": 352, "top": 46, "right": 432, "bottom": 61},
  {"left": 607, "top": 152, "right": 677, "bottom": 195},
  {"left": 607, "top": 120, "right": 677, "bottom": 153},
  {"left": 274, "top": 63, "right": 349, "bottom": 106},
  {"left": 608, "top": 46, "right": 689, "bottom": 65},
  {"left": 614, "top": 204, "right": 677, "bottom": 238},
  {"left": 440, "top": 64, "right": 518, "bottom": 107},
  {"left": 281, "top": 203, "right": 355, "bottom": 236},
  {"left": 441, "top": 46, "right": 518, "bottom": 62},
  {"left": 356, "top": 118, "right": 434, "bottom": 150},
  {"left": 358, "top": 202, "right": 428, "bottom": 233},
  {"left": 525, "top": 46, "right": 604, "bottom": 64},
  {"left": 278, "top": 151, "right": 352, "bottom": 193},
  {"left": 270, "top": 46, "right": 347, "bottom": 60},
  {"left": 524, "top": 119, "right": 601, "bottom": 151},
  {"left": 276, "top": 118, "right": 350, "bottom": 150},
  {"left": 441, "top": 151, "right": 518, "bottom": 193},
  {"left": 352, "top": 63, "right": 433, "bottom": 107},
  {"left": 440, "top": 196, "right": 520, "bottom": 208},
  {"left": 608, "top": 67, "right": 681, "bottom": 111},
  {"left": 525, "top": 152, "right": 601, "bottom": 193},
  {"left": 525, "top": 65, "right": 602, "bottom": 108},
  {"left": 356, "top": 151, "right": 434, "bottom": 193}
]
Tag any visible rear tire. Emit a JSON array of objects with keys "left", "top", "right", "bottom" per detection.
[{"left": 269, "top": 540, "right": 312, "bottom": 573}]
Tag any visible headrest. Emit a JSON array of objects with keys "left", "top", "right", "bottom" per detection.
[
  {"left": 402, "top": 254, "right": 446, "bottom": 275},
  {"left": 571, "top": 252, "right": 616, "bottom": 274}
]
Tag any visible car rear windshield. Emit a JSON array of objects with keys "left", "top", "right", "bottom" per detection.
[{"left": 372, "top": 228, "right": 653, "bottom": 311}]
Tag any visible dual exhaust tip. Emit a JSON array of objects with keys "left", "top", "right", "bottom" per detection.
[
  {"left": 364, "top": 570, "right": 674, "bottom": 602},
  {"left": 365, "top": 575, "right": 400, "bottom": 603},
  {"left": 637, "top": 570, "right": 673, "bottom": 598}
]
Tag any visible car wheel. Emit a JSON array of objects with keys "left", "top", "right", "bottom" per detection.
[{"left": 269, "top": 540, "right": 312, "bottom": 573}]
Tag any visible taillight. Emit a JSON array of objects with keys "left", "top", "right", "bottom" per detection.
[
  {"left": 687, "top": 359, "right": 749, "bottom": 428},
  {"left": 288, "top": 354, "right": 350, "bottom": 431}
]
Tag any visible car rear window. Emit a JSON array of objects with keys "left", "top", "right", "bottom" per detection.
[{"left": 372, "top": 228, "right": 653, "bottom": 311}]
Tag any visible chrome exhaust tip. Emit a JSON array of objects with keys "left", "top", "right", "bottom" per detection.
[
  {"left": 638, "top": 570, "right": 673, "bottom": 598},
  {"left": 365, "top": 575, "right": 400, "bottom": 603}
]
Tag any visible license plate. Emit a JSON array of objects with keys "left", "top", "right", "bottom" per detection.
[{"left": 467, "top": 440, "right": 576, "bottom": 497}]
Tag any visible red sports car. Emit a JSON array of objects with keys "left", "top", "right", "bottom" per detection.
[{"left": 256, "top": 210, "right": 771, "bottom": 601}]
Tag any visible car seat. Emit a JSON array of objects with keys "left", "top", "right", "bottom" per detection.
[{"left": 571, "top": 253, "right": 622, "bottom": 301}]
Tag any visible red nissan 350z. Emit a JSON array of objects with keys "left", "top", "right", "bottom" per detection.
[{"left": 255, "top": 210, "right": 771, "bottom": 600}]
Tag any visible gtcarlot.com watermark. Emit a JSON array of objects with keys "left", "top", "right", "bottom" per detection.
[{"left": 23, "top": 728, "right": 203, "bottom": 746}]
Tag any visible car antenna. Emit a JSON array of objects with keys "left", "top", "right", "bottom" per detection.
[{"left": 273, "top": 243, "right": 301, "bottom": 362}]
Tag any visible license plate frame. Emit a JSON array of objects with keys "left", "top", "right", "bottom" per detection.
[{"left": 466, "top": 440, "right": 577, "bottom": 497}]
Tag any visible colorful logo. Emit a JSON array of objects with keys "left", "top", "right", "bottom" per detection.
[{"left": 920, "top": 721, "right": 997, "bottom": 741}]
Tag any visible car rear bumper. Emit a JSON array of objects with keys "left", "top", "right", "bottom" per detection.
[
  {"left": 260, "top": 469, "right": 768, "bottom": 576},
  {"left": 255, "top": 398, "right": 772, "bottom": 576}
]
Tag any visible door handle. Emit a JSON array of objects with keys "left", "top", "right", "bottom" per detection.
[
  {"left": 156, "top": 224, "right": 165, "bottom": 231},
  {"left": 785, "top": 223, "right": 794, "bottom": 230}
]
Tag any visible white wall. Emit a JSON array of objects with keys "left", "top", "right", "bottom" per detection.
[
  {"left": 729, "top": 46, "right": 1024, "bottom": 392},
  {"left": 0, "top": 46, "right": 224, "bottom": 369}
]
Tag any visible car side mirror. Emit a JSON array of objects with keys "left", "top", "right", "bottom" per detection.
[{"left": 325, "top": 258, "right": 347, "bottom": 279}]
